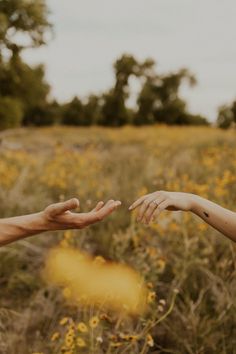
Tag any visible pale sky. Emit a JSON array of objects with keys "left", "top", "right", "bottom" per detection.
[{"left": 23, "top": 0, "right": 236, "bottom": 121}]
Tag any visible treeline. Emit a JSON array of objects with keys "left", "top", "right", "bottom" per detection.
[
  {"left": 0, "top": 51, "right": 209, "bottom": 129},
  {"left": 0, "top": 0, "right": 209, "bottom": 129},
  {"left": 0, "top": 0, "right": 234, "bottom": 129}
]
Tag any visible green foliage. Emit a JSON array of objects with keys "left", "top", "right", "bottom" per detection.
[
  {"left": 101, "top": 89, "right": 129, "bottom": 126},
  {"left": 135, "top": 68, "right": 199, "bottom": 125},
  {"left": 0, "top": 0, "right": 51, "bottom": 54},
  {"left": 23, "top": 101, "right": 60, "bottom": 126},
  {"left": 0, "top": 96, "right": 23, "bottom": 130},
  {"left": 0, "top": 0, "right": 51, "bottom": 129},
  {"left": 62, "top": 97, "right": 89, "bottom": 126},
  {"left": 217, "top": 104, "right": 235, "bottom": 129},
  {"left": 0, "top": 55, "right": 50, "bottom": 120},
  {"left": 83, "top": 95, "right": 102, "bottom": 125},
  {"left": 101, "top": 54, "right": 158, "bottom": 126}
]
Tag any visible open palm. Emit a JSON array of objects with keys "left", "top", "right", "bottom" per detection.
[{"left": 43, "top": 198, "right": 121, "bottom": 231}]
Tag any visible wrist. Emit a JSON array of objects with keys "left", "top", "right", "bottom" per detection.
[
  {"left": 30, "top": 212, "right": 50, "bottom": 233},
  {"left": 188, "top": 194, "right": 201, "bottom": 213}
]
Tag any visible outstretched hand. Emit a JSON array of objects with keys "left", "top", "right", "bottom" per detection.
[
  {"left": 42, "top": 198, "right": 122, "bottom": 231},
  {"left": 129, "top": 191, "right": 194, "bottom": 224}
]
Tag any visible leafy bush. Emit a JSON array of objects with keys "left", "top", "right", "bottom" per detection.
[{"left": 0, "top": 96, "right": 23, "bottom": 130}]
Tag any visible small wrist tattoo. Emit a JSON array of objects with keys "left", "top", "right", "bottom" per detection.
[{"left": 203, "top": 211, "right": 209, "bottom": 218}]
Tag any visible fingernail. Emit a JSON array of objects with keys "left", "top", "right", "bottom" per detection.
[{"left": 129, "top": 206, "right": 133, "bottom": 210}]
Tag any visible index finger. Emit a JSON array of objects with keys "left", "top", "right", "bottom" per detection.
[
  {"left": 129, "top": 195, "right": 148, "bottom": 211},
  {"left": 95, "top": 200, "right": 121, "bottom": 221}
]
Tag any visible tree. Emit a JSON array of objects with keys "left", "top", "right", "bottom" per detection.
[
  {"left": 101, "top": 89, "right": 128, "bottom": 126},
  {"left": 231, "top": 101, "right": 236, "bottom": 123},
  {"left": 0, "top": 0, "right": 51, "bottom": 56},
  {"left": 101, "top": 54, "right": 156, "bottom": 126},
  {"left": 62, "top": 97, "right": 89, "bottom": 126},
  {"left": 0, "top": 0, "right": 51, "bottom": 128},
  {"left": 83, "top": 95, "right": 101, "bottom": 125},
  {"left": 0, "top": 96, "right": 23, "bottom": 130},
  {"left": 24, "top": 100, "right": 61, "bottom": 126},
  {"left": 134, "top": 67, "right": 205, "bottom": 125},
  {"left": 217, "top": 103, "right": 235, "bottom": 129},
  {"left": 0, "top": 54, "right": 50, "bottom": 122}
]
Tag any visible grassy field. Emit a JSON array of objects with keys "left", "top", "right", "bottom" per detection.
[{"left": 0, "top": 126, "right": 235, "bottom": 354}]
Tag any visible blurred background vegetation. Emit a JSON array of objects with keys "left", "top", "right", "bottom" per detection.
[{"left": 1, "top": 0, "right": 235, "bottom": 130}]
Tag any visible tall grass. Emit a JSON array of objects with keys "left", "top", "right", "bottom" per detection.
[{"left": 0, "top": 126, "right": 235, "bottom": 354}]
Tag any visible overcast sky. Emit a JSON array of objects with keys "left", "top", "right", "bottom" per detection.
[{"left": 23, "top": 0, "right": 236, "bottom": 121}]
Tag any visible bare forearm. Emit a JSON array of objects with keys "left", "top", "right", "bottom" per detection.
[
  {"left": 190, "top": 195, "right": 236, "bottom": 242},
  {"left": 0, "top": 198, "right": 121, "bottom": 247},
  {"left": 130, "top": 191, "right": 236, "bottom": 242},
  {"left": 0, "top": 213, "right": 47, "bottom": 246}
]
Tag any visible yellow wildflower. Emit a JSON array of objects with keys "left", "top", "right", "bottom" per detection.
[
  {"left": 51, "top": 331, "right": 60, "bottom": 341},
  {"left": 110, "top": 342, "right": 123, "bottom": 348},
  {"left": 147, "top": 282, "right": 154, "bottom": 289},
  {"left": 77, "top": 322, "right": 88, "bottom": 333},
  {"left": 147, "top": 291, "right": 156, "bottom": 304},
  {"left": 65, "top": 335, "right": 74, "bottom": 347},
  {"left": 156, "top": 259, "right": 166, "bottom": 273},
  {"left": 89, "top": 316, "right": 99, "bottom": 328},
  {"left": 76, "top": 337, "right": 86, "bottom": 347},
  {"left": 147, "top": 333, "right": 154, "bottom": 347},
  {"left": 59, "top": 317, "right": 69, "bottom": 326},
  {"left": 120, "top": 333, "right": 139, "bottom": 341}
]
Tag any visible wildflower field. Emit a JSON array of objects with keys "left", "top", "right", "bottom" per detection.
[{"left": 0, "top": 126, "right": 235, "bottom": 354}]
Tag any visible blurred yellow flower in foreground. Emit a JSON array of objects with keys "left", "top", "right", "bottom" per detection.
[{"left": 44, "top": 247, "right": 147, "bottom": 314}]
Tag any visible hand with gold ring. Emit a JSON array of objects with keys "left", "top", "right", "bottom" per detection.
[{"left": 129, "top": 191, "right": 195, "bottom": 224}]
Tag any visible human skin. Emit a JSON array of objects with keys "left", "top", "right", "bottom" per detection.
[
  {"left": 129, "top": 191, "right": 236, "bottom": 242},
  {"left": 0, "top": 198, "right": 121, "bottom": 247}
]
